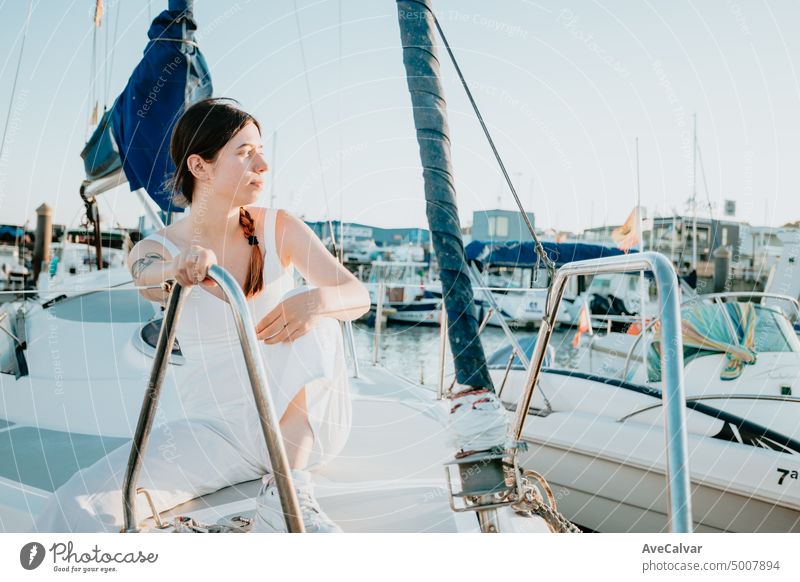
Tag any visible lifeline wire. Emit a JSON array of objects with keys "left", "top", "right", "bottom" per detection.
[{"left": 429, "top": 12, "right": 556, "bottom": 281}]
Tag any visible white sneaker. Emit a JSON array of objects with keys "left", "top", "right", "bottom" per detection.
[{"left": 251, "top": 470, "right": 342, "bottom": 533}]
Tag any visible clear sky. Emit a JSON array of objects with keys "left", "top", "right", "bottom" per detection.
[{"left": 1, "top": 0, "right": 799, "bottom": 233}]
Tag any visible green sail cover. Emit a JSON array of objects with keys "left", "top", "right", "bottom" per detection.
[{"left": 648, "top": 301, "right": 759, "bottom": 382}]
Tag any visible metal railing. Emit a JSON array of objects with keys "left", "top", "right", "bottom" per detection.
[
  {"left": 509, "top": 252, "right": 693, "bottom": 533},
  {"left": 365, "top": 277, "right": 561, "bottom": 398},
  {"left": 121, "top": 265, "right": 304, "bottom": 533}
]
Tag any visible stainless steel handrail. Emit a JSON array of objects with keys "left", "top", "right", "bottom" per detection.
[
  {"left": 621, "top": 318, "right": 660, "bottom": 381},
  {"left": 361, "top": 280, "right": 552, "bottom": 293},
  {"left": 510, "top": 252, "right": 693, "bottom": 533},
  {"left": 372, "top": 282, "right": 385, "bottom": 365},
  {"left": 437, "top": 306, "right": 448, "bottom": 400},
  {"left": 343, "top": 320, "right": 360, "bottom": 378},
  {"left": 618, "top": 392, "right": 800, "bottom": 423},
  {"left": 121, "top": 265, "right": 304, "bottom": 533}
]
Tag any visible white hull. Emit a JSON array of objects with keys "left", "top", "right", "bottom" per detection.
[
  {"left": 482, "top": 290, "right": 574, "bottom": 328},
  {"left": 0, "top": 271, "right": 549, "bottom": 533},
  {"left": 518, "top": 410, "right": 800, "bottom": 533},
  {"left": 385, "top": 301, "right": 441, "bottom": 324},
  {"left": 494, "top": 368, "right": 800, "bottom": 532}
]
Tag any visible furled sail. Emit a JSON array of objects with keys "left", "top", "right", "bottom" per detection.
[
  {"left": 396, "top": 0, "right": 492, "bottom": 390},
  {"left": 81, "top": 0, "right": 212, "bottom": 214}
]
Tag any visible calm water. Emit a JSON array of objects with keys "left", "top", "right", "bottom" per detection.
[{"left": 350, "top": 320, "right": 576, "bottom": 386}]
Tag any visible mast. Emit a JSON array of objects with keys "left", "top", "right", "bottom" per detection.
[
  {"left": 395, "top": 0, "right": 492, "bottom": 390},
  {"left": 691, "top": 113, "right": 698, "bottom": 271}
]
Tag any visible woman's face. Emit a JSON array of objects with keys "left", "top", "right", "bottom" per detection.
[{"left": 207, "top": 121, "right": 268, "bottom": 206}]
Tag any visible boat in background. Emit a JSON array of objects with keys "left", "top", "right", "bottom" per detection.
[
  {"left": 365, "top": 260, "right": 441, "bottom": 325},
  {"left": 0, "top": 245, "right": 28, "bottom": 292},
  {"left": 489, "top": 291, "right": 800, "bottom": 532},
  {"left": 46, "top": 227, "right": 130, "bottom": 282},
  {"left": 465, "top": 239, "right": 629, "bottom": 328}
]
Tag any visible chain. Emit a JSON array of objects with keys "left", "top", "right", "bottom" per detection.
[{"left": 512, "top": 469, "right": 582, "bottom": 533}]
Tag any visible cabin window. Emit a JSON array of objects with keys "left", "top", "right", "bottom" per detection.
[
  {"left": 488, "top": 216, "right": 509, "bottom": 238},
  {"left": 753, "top": 308, "right": 793, "bottom": 353}
]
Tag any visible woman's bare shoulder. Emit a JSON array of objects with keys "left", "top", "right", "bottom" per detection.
[
  {"left": 130, "top": 222, "right": 186, "bottom": 261},
  {"left": 272, "top": 208, "right": 302, "bottom": 268}
]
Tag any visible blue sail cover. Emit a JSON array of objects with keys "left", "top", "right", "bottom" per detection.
[
  {"left": 465, "top": 240, "right": 631, "bottom": 269},
  {"left": 108, "top": 1, "right": 212, "bottom": 213}
]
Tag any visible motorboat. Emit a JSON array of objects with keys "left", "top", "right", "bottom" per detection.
[
  {"left": 46, "top": 228, "right": 130, "bottom": 281},
  {"left": 465, "top": 239, "right": 630, "bottom": 328},
  {"left": 0, "top": 245, "right": 28, "bottom": 292},
  {"left": 365, "top": 260, "right": 442, "bottom": 325},
  {"left": 489, "top": 291, "right": 800, "bottom": 532}
]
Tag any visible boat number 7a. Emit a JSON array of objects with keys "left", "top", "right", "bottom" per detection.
[{"left": 776, "top": 468, "right": 798, "bottom": 485}]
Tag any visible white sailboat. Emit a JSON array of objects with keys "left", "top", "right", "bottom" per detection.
[{"left": 0, "top": 0, "right": 560, "bottom": 535}]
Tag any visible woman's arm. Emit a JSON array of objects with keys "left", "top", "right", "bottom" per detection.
[
  {"left": 256, "top": 210, "right": 370, "bottom": 344},
  {"left": 127, "top": 239, "right": 217, "bottom": 304},
  {"left": 280, "top": 210, "right": 370, "bottom": 320},
  {"left": 127, "top": 240, "right": 177, "bottom": 304}
]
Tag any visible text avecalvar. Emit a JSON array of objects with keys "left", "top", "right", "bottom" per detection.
[{"left": 642, "top": 544, "right": 702, "bottom": 554}]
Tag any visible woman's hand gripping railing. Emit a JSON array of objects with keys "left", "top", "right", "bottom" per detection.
[{"left": 121, "top": 265, "right": 304, "bottom": 533}]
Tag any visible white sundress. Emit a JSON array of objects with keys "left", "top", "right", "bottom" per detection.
[{"left": 31, "top": 207, "right": 352, "bottom": 533}]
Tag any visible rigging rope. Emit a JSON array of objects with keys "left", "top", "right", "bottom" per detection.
[
  {"left": 429, "top": 13, "right": 556, "bottom": 283},
  {"left": 337, "top": 0, "right": 344, "bottom": 260},
  {"left": 292, "top": 0, "right": 339, "bottom": 258},
  {"left": 696, "top": 141, "right": 716, "bottom": 223},
  {"left": 88, "top": 10, "right": 98, "bottom": 129},
  {"left": 0, "top": 283, "right": 164, "bottom": 297},
  {"left": 104, "top": 1, "right": 110, "bottom": 107},
  {"left": 104, "top": 0, "right": 122, "bottom": 107},
  {"left": 0, "top": 0, "right": 33, "bottom": 166}
]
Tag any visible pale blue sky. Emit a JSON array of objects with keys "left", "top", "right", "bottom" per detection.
[{"left": 1, "top": 0, "right": 799, "bottom": 233}]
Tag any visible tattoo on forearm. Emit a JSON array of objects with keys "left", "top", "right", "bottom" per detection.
[{"left": 131, "top": 252, "right": 164, "bottom": 279}]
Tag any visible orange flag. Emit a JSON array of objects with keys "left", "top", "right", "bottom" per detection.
[
  {"left": 94, "top": 0, "right": 103, "bottom": 27},
  {"left": 572, "top": 301, "right": 593, "bottom": 348},
  {"left": 611, "top": 207, "right": 640, "bottom": 253}
]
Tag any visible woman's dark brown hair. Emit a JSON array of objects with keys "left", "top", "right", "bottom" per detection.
[{"left": 169, "top": 98, "right": 264, "bottom": 297}]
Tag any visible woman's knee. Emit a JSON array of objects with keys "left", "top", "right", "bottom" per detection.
[{"left": 33, "top": 464, "right": 124, "bottom": 533}]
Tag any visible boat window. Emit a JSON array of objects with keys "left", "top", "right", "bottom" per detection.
[
  {"left": 134, "top": 319, "right": 185, "bottom": 365},
  {"left": 531, "top": 268, "right": 551, "bottom": 289},
  {"left": 486, "top": 336, "right": 554, "bottom": 370},
  {"left": 488, "top": 216, "right": 509, "bottom": 237},
  {"left": 753, "top": 307, "right": 793, "bottom": 353},
  {"left": 368, "top": 262, "right": 425, "bottom": 285},
  {"left": 47, "top": 289, "right": 156, "bottom": 323}
]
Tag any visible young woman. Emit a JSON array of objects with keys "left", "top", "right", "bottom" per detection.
[{"left": 33, "top": 98, "right": 370, "bottom": 533}]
